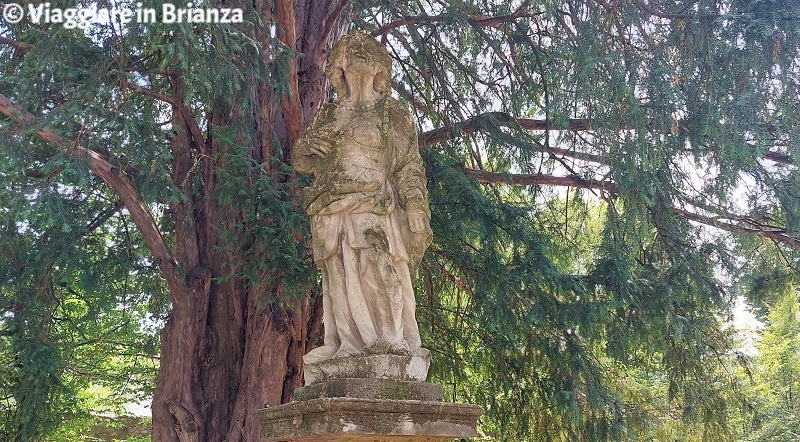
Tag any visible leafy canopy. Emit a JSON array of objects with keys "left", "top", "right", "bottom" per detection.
[{"left": 1, "top": 0, "right": 799, "bottom": 441}]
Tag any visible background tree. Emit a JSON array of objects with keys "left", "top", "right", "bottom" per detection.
[
  {"left": 0, "top": 158, "right": 160, "bottom": 440},
  {"left": 744, "top": 288, "right": 800, "bottom": 441},
  {"left": 1, "top": 0, "right": 799, "bottom": 441},
  {"left": 730, "top": 241, "right": 800, "bottom": 442}
]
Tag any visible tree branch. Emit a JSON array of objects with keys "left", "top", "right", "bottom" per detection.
[
  {"left": 420, "top": 112, "right": 601, "bottom": 163},
  {"left": 120, "top": 79, "right": 178, "bottom": 107},
  {"left": 0, "top": 92, "right": 187, "bottom": 295},
  {"left": 0, "top": 36, "right": 32, "bottom": 52},
  {"left": 464, "top": 169, "right": 617, "bottom": 193},
  {"left": 764, "top": 149, "right": 793, "bottom": 165},
  {"left": 420, "top": 112, "right": 794, "bottom": 166},
  {"left": 165, "top": 75, "right": 209, "bottom": 158},
  {"left": 320, "top": 0, "right": 351, "bottom": 49},
  {"left": 275, "top": 0, "right": 303, "bottom": 146},
  {"left": 122, "top": 78, "right": 209, "bottom": 155},
  {"left": 673, "top": 208, "right": 800, "bottom": 248},
  {"left": 1, "top": 34, "right": 209, "bottom": 159},
  {"left": 168, "top": 403, "right": 199, "bottom": 442},
  {"left": 634, "top": 0, "right": 702, "bottom": 19},
  {"left": 86, "top": 200, "right": 125, "bottom": 233},
  {"left": 463, "top": 167, "right": 800, "bottom": 249}
]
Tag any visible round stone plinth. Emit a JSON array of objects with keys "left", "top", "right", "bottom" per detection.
[{"left": 258, "top": 397, "right": 484, "bottom": 442}]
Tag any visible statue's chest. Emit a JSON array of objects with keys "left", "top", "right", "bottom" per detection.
[{"left": 332, "top": 111, "right": 385, "bottom": 159}]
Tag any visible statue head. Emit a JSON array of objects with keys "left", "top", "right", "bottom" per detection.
[{"left": 326, "top": 33, "right": 392, "bottom": 100}]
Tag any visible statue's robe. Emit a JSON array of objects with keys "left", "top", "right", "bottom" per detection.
[{"left": 293, "top": 96, "right": 432, "bottom": 363}]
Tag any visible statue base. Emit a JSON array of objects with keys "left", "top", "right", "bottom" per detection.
[
  {"left": 258, "top": 353, "right": 484, "bottom": 441},
  {"left": 295, "top": 378, "right": 444, "bottom": 402},
  {"left": 258, "top": 397, "right": 483, "bottom": 442},
  {"left": 303, "top": 350, "right": 432, "bottom": 386}
]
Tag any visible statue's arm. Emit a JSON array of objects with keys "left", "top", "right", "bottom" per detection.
[
  {"left": 391, "top": 105, "right": 431, "bottom": 224},
  {"left": 389, "top": 101, "right": 433, "bottom": 273},
  {"left": 292, "top": 105, "right": 335, "bottom": 174}
]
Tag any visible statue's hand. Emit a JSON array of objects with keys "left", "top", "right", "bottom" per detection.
[
  {"left": 309, "top": 137, "right": 333, "bottom": 158},
  {"left": 407, "top": 209, "right": 427, "bottom": 233}
]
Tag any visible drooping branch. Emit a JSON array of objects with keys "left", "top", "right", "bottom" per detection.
[
  {"left": 464, "top": 169, "right": 618, "bottom": 193},
  {"left": 464, "top": 167, "right": 800, "bottom": 249},
  {"left": 372, "top": 1, "right": 537, "bottom": 36},
  {"left": 420, "top": 112, "right": 601, "bottom": 163},
  {"left": 0, "top": 92, "right": 187, "bottom": 295},
  {"left": 673, "top": 208, "right": 800, "bottom": 249}
]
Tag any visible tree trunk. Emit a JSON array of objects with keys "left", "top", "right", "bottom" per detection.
[{"left": 150, "top": 2, "right": 351, "bottom": 441}]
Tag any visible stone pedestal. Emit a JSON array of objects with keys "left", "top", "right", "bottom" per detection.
[
  {"left": 294, "top": 378, "right": 443, "bottom": 402},
  {"left": 258, "top": 352, "right": 484, "bottom": 441},
  {"left": 259, "top": 398, "right": 483, "bottom": 442},
  {"left": 303, "top": 352, "right": 432, "bottom": 385}
]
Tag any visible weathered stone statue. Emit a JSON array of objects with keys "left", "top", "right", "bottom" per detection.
[
  {"left": 293, "top": 32, "right": 433, "bottom": 364},
  {"left": 260, "top": 33, "right": 483, "bottom": 441}
]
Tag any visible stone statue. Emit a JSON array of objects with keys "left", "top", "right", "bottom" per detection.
[{"left": 293, "top": 33, "right": 433, "bottom": 365}]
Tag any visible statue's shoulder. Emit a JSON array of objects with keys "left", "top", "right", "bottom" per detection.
[
  {"left": 307, "top": 102, "right": 338, "bottom": 129},
  {"left": 379, "top": 96, "right": 415, "bottom": 131},
  {"left": 316, "top": 102, "right": 338, "bottom": 120},
  {"left": 380, "top": 95, "right": 412, "bottom": 114},
  {"left": 319, "top": 102, "right": 338, "bottom": 112}
]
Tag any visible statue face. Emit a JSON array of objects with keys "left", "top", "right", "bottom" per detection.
[
  {"left": 326, "top": 33, "right": 392, "bottom": 97},
  {"left": 340, "top": 47, "right": 379, "bottom": 79}
]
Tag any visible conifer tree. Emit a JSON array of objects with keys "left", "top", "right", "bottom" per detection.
[
  {"left": 748, "top": 290, "right": 800, "bottom": 440},
  {"left": 1, "top": 1, "right": 798, "bottom": 441}
]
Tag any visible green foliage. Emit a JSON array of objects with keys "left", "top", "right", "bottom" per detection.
[
  {"left": 1, "top": 0, "right": 799, "bottom": 441},
  {"left": 733, "top": 283, "right": 800, "bottom": 442},
  {"left": 0, "top": 138, "right": 160, "bottom": 440},
  {"left": 356, "top": 0, "right": 800, "bottom": 440}
]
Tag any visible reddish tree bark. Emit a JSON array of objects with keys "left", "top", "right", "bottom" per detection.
[
  {"left": 146, "top": 2, "right": 352, "bottom": 441},
  {"left": 2, "top": 2, "right": 796, "bottom": 440}
]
